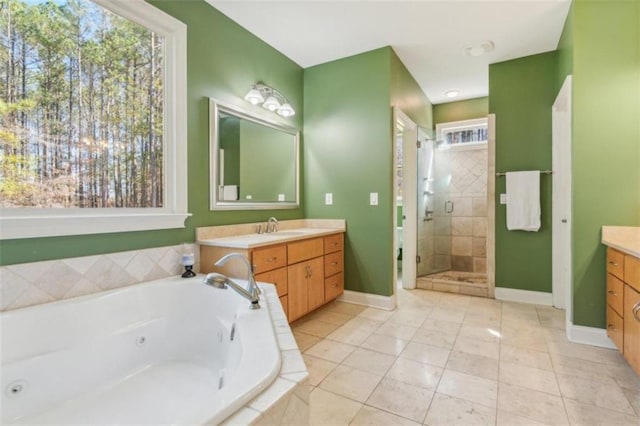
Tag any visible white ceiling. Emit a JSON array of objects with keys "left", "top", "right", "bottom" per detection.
[{"left": 204, "top": 0, "right": 571, "bottom": 104}]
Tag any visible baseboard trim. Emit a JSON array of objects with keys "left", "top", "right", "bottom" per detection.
[
  {"left": 567, "top": 323, "right": 617, "bottom": 349},
  {"left": 494, "top": 287, "right": 553, "bottom": 306},
  {"left": 338, "top": 290, "right": 396, "bottom": 311}
]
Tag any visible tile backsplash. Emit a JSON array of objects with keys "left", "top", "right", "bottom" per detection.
[{"left": 0, "top": 244, "right": 199, "bottom": 311}]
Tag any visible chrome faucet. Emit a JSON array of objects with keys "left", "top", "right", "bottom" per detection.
[
  {"left": 205, "top": 253, "right": 261, "bottom": 309},
  {"left": 267, "top": 217, "right": 279, "bottom": 233}
]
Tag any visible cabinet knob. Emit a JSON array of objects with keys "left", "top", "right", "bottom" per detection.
[
  {"left": 607, "top": 323, "right": 616, "bottom": 330},
  {"left": 608, "top": 261, "right": 619, "bottom": 267},
  {"left": 633, "top": 302, "right": 640, "bottom": 322},
  {"left": 331, "top": 262, "right": 338, "bottom": 266},
  {"left": 607, "top": 290, "right": 617, "bottom": 296}
]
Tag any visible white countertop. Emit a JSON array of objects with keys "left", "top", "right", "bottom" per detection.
[
  {"left": 197, "top": 227, "right": 344, "bottom": 249},
  {"left": 602, "top": 226, "right": 640, "bottom": 258}
]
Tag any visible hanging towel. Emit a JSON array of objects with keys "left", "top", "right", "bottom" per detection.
[{"left": 506, "top": 171, "right": 541, "bottom": 232}]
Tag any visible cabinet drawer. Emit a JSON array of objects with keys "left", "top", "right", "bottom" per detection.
[
  {"left": 288, "top": 238, "right": 323, "bottom": 264},
  {"left": 252, "top": 245, "right": 287, "bottom": 274},
  {"left": 624, "top": 255, "right": 640, "bottom": 293},
  {"left": 607, "top": 248, "right": 625, "bottom": 280},
  {"left": 607, "top": 273, "right": 624, "bottom": 316},
  {"left": 607, "top": 304, "right": 624, "bottom": 351},
  {"left": 324, "top": 251, "right": 343, "bottom": 277},
  {"left": 280, "top": 295, "right": 289, "bottom": 321},
  {"left": 255, "top": 267, "right": 288, "bottom": 297},
  {"left": 324, "top": 233, "right": 344, "bottom": 254},
  {"left": 325, "top": 273, "right": 344, "bottom": 301}
]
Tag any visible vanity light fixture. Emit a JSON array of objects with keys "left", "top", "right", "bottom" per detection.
[{"left": 244, "top": 83, "right": 295, "bottom": 117}]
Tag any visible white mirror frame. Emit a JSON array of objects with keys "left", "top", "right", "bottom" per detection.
[{"left": 209, "top": 98, "right": 300, "bottom": 210}]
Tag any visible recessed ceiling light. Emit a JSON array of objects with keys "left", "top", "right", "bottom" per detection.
[
  {"left": 445, "top": 90, "right": 459, "bottom": 99},
  {"left": 465, "top": 40, "right": 495, "bottom": 57}
]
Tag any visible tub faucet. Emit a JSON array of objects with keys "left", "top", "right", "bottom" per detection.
[{"left": 209, "top": 253, "right": 261, "bottom": 309}]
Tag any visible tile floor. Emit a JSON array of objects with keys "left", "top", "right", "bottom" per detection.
[{"left": 292, "top": 287, "right": 640, "bottom": 425}]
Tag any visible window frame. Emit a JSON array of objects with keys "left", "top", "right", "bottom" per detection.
[{"left": 0, "top": 0, "right": 189, "bottom": 240}]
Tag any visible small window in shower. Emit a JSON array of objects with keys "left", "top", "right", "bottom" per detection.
[{"left": 436, "top": 118, "right": 488, "bottom": 147}]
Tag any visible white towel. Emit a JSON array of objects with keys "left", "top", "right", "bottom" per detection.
[{"left": 506, "top": 171, "right": 540, "bottom": 232}]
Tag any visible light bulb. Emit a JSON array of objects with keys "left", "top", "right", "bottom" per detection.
[
  {"left": 262, "top": 95, "right": 281, "bottom": 111},
  {"left": 244, "top": 88, "right": 264, "bottom": 105},
  {"left": 277, "top": 103, "right": 295, "bottom": 117}
]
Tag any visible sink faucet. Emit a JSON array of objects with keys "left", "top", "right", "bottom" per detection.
[
  {"left": 267, "top": 217, "right": 278, "bottom": 233},
  {"left": 205, "top": 253, "right": 261, "bottom": 309}
]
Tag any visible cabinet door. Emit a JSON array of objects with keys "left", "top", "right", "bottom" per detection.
[
  {"left": 288, "top": 262, "right": 309, "bottom": 322},
  {"left": 624, "top": 284, "right": 640, "bottom": 375},
  {"left": 307, "top": 257, "right": 325, "bottom": 311},
  {"left": 255, "top": 267, "right": 288, "bottom": 297},
  {"left": 325, "top": 272, "right": 344, "bottom": 301}
]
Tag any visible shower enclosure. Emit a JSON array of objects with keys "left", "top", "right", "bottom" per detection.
[{"left": 416, "top": 118, "right": 489, "bottom": 296}]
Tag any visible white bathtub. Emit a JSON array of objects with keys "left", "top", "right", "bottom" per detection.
[{"left": 0, "top": 275, "right": 281, "bottom": 425}]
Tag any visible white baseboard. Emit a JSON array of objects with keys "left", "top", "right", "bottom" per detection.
[
  {"left": 567, "top": 323, "right": 617, "bottom": 349},
  {"left": 494, "top": 287, "right": 553, "bottom": 306},
  {"left": 338, "top": 290, "right": 396, "bottom": 311}
]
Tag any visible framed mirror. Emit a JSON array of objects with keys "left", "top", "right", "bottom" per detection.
[{"left": 209, "top": 98, "right": 300, "bottom": 210}]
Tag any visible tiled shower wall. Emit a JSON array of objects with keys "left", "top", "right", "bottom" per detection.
[
  {"left": 0, "top": 244, "right": 199, "bottom": 311},
  {"left": 450, "top": 145, "right": 488, "bottom": 273}
]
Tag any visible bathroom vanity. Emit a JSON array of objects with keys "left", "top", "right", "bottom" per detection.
[
  {"left": 198, "top": 220, "right": 345, "bottom": 322},
  {"left": 602, "top": 226, "right": 640, "bottom": 376}
]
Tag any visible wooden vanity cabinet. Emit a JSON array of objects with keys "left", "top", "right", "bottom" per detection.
[
  {"left": 201, "top": 232, "right": 344, "bottom": 323},
  {"left": 606, "top": 247, "right": 640, "bottom": 375}
]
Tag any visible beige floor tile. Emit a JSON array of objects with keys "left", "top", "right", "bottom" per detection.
[
  {"left": 399, "top": 341, "right": 450, "bottom": 368},
  {"left": 500, "top": 331, "right": 548, "bottom": 352},
  {"left": 366, "top": 377, "right": 434, "bottom": 423},
  {"left": 496, "top": 410, "right": 552, "bottom": 426},
  {"left": 294, "top": 319, "right": 341, "bottom": 337},
  {"left": 319, "top": 365, "right": 382, "bottom": 402},
  {"left": 622, "top": 387, "right": 640, "bottom": 417},
  {"left": 293, "top": 331, "right": 322, "bottom": 352},
  {"left": 385, "top": 357, "right": 443, "bottom": 390},
  {"left": 326, "top": 323, "right": 375, "bottom": 346},
  {"left": 497, "top": 382, "right": 568, "bottom": 425},
  {"left": 430, "top": 307, "right": 465, "bottom": 323},
  {"left": 411, "top": 327, "right": 458, "bottom": 349},
  {"left": 556, "top": 373, "right": 635, "bottom": 415},
  {"left": 420, "top": 318, "right": 462, "bottom": 334},
  {"left": 458, "top": 323, "right": 501, "bottom": 343},
  {"left": 547, "top": 338, "right": 624, "bottom": 366},
  {"left": 445, "top": 350, "right": 498, "bottom": 380},
  {"left": 304, "top": 339, "right": 357, "bottom": 363},
  {"left": 360, "top": 333, "right": 409, "bottom": 356},
  {"left": 350, "top": 405, "right": 420, "bottom": 426},
  {"left": 307, "top": 310, "right": 354, "bottom": 326},
  {"left": 303, "top": 354, "right": 338, "bottom": 386},
  {"left": 425, "top": 392, "right": 496, "bottom": 426},
  {"left": 499, "top": 361, "right": 560, "bottom": 395},
  {"left": 374, "top": 322, "right": 418, "bottom": 340},
  {"left": 324, "top": 301, "right": 367, "bottom": 316},
  {"left": 563, "top": 398, "right": 640, "bottom": 426},
  {"left": 436, "top": 369, "right": 498, "bottom": 408},
  {"left": 551, "top": 352, "right": 640, "bottom": 391},
  {"left": 310, "top": 387, "right": 362, "bottom": 426},
  {"left": 357, "top": 307, "right": 394, "bottom": 322},
  {"left": 500, "top": 344, "right": 553, "bottom": 371},
  {"left": 342, "top": 347, "right": 396, "bottom": 375},
  {"left": 387, "top": 309, "right": 430, "bottom": 327},
  {"left": 453, "top": 335, "right": 500, "bottom": 359}
]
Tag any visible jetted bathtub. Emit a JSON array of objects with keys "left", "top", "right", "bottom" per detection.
[{"left": 1, "top": 275, "right": 281, "bottom": 425}]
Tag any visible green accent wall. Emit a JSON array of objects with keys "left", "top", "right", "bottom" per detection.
[
  {"left": 304, "top": 47, "right": 432, "bottom": 297},
  {"left": 489, "top": 51, "right": 558, "bottom": 293},
  {"left": 433, "top": 97, "right": 489, "bottom": 125},
  {"left": 556, "top": 2, "right": 573, "bottom": 89},
  {"left": 570, "top": 0, "right": 640, "bottom": 327},
  {"left": 0, "top": 0, "right": 304, "bottom": 265}
]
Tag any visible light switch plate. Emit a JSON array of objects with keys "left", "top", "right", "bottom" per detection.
[
  {"left": 500, "top": 193, "right": 507, "bottom": 205},
  {"left": 370, "top": 192, "right": 379, "bottom": 206},
  {"left": 325, "top": 193, "right": 333, "bottom": 205}
]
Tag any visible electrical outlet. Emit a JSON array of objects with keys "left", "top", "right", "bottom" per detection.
[
  {"left": 325, "top": 193, "right": 333, "bottom": 205},
  {"left": 500, "top": 193, "right": 507, "bottom": 204},
  {"left": 278, "top": 194, "right": 285, "bottom": 201},
  {"left": 370, "top": 192, "right": 379, "bottom": 206}
]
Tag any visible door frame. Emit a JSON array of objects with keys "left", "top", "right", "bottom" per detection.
[
  {"left": 552, "top": 76, "right": 573, "bottom": 322},
  {"left": 393, "top": 108, "right": 418, "bottom": 290}
]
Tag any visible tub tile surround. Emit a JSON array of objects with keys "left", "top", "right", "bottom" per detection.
[
  {"left": 0, "top": 243, "right": 200, "bottom": 311},
  {"left": 294, "top": 287, "right": 640, "bottom": 425}
]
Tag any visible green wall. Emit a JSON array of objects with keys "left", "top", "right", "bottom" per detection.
[
  {"left": 433, "top": 97, "right": 489, "bottom": 124},
  {"left": 304, "top": 47, "right": 432, "bottom": 297},
  {"left": 489, "top": 51, "right": 558, "bottom": 293},
  {"left": 0, "top": 0, "right": 304, "bottom": 265},
  {"left": 570, "top": 0, "right": 640, "bottom": 327}
]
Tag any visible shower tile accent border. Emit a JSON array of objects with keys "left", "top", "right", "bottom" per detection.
[{"left": 0, "top": 243, "right": 200, "bottom": 311}]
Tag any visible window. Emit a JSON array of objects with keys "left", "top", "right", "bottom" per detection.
[
  {"left": 436, "top": 118, "right": 488, "bottom": 147},
  {"left": 0, "top": 0, "right": 188, "bottom": 239}
]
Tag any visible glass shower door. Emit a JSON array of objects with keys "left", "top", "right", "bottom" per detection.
[{"left": 417, "top": 138, "right": 452, "bottom": 277}]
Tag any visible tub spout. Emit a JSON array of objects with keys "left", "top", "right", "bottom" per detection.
[
  {"left": 212, "top": 253, "right": 261, "bottom": 309},
  {"left": 203, "top": 272, "right": 260, "bottom": 309}
]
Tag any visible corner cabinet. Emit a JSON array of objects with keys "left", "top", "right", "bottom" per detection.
[
  {"left": 201, "top": 232, "right": 344, "bottom": 323},
  {"left": 606, "top": 247, "right": 640, "bottom": 375}
]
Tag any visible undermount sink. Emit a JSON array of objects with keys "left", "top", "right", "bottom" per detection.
[{"left": 265, "top": 231, "right": 305, "bottom": 237}]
